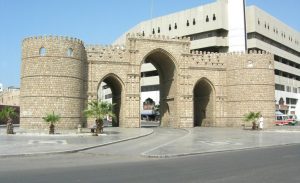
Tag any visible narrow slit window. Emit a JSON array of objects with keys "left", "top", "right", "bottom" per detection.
[
  {"left": 186, "top": 20, "right": 189, "bottom": 26},
  {"left": 206, "top": 15, "right": 209, "bottom": 22},
  {"left": 39, "top": 47, "right": 46, "bottom": 56},
  {"left": 193, "top": 18, "right": 196, "bottom": 25},
  {"left": 213, "top": 14, "right": 216, "bottom": 21},
  {"left": 152, "top": 28, "right": 155, "bottom": 34},
  {"left": 158, "top": 27, "right": 160, "bottom": 33},
  {"left": 67, "top": 48, "right": 73, "bottom": 57},
  {"left": 169, "top": 24, "right": 171, "bottom": 31},
  {"left": 174, "top": 23, "right": 177, "bottom": 29}
]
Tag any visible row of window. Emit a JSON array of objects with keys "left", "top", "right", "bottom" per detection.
[
  {"left": 141, "top": 70, "right": 159, "bottom": 77},
  {"left": 39, "top": 47, "right": 74, "bottom": 57},
  {"left": 141, "top": 85, "right": 159, "bottom": 92},
  {"left": 189, "top": 29, "right": 228, "bottom": 41},
  {"left": 274, "top": 55, "right": 300, "bottom": 69},
  {"left": 275, "top": 84, "right": 300, "bottom": 93},
  {"left": 274, "top": 69, "right": 300, "bottom": 81},
  {"left": 247, "top": 32, "right": 300, "bottom": 57},
  {"left": 257, "top": 18, "right": 299, "bottom": 46},
  {"left": 286, "top": 97, "right": 298, "bottom": 105},
  {"left": 148, "top": 14, "right": 217, "bottom": 35}
]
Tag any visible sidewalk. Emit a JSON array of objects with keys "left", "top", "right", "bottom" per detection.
[
  {"left": 1, "top": 126, "right": 300, "bottom": 158},
  {"left": 0, "top": 127, "right": 153, "bottom": 157},
  {"left": 142, "top": 126, "right": 300, "bottom": 157}
]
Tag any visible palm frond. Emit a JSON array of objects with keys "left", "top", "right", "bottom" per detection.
[
  {"left": 0, "top": 106, "right": 17, "bottom": 121},
  {"left": 84, "top": 100, "right": 116, "bottom": 121},
  {"left": 43, "top": 111, "right": 61, "bottom": 124}
]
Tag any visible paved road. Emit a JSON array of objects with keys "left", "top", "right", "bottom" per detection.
[
  {"left": 83, "top": 128, "right": 187, "bottom": 157},
  {"left": 1, "top": 136, "right": 300, "bottom": 182}
]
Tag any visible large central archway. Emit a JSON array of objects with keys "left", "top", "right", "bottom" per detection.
[
  {"left": 140, "top": 49, "right": 177, "bottom": 127},
  {"left": 193, "top": 78, "right": 215, "bottom": 127},
  {"left": 98, "top": 74, "right": 123, "bottom": 127}
]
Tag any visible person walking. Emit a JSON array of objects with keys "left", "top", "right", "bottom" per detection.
[{"left": 258, "top": 114, "right": 264, "bottom": 130}]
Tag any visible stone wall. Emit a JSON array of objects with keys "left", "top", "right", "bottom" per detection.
[
  {"left": 20, "top": 36, "right": 87, "bottom": 130},
  {"left": 20, "top": 34, "right": 275, "bottom": 129}
]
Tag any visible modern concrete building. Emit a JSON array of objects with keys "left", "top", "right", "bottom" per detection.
[{"left": 115, "top": 0, "right": 300, "bottom": 118}]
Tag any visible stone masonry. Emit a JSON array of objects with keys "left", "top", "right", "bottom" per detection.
[{"left": 20, "top": 34, "right": 275, "bottom": 130}]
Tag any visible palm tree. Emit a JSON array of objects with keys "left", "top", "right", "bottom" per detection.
[
  {"left": 84, "top": 100, "right": 115, "bottom": 135},
  {"left": 0, "top": 106, "right": 17, "bottom": 134},
  {"left": 42, "top": 111, "right": 61, "bottom": 134},
  {"left": 243, "top": 111, "right": 261, "bottom": 130}
]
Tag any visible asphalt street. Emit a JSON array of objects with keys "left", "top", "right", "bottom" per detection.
[{"left": 0, "top": 133, "right": 300, "bottom": 183}]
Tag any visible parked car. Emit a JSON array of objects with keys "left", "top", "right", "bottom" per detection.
[
  {"left": 275, "top": 113, "right": 289, "bottom": 126},
  {"left": 287, "top": 114, "right": 299, "bottom": 126}
]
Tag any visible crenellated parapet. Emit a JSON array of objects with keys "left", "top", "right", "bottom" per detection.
[
  {"left": 23, "top": 35, "right": 84, "bottom": 45},
  {"left": 126, "top": 33, "right": 190, "bottom": 43},
  {"left": 22, "top": 35, "right": 86, "bottom": 61},
  {"left": 181, "top": 50, "right": 273, "bottom": 71},
  {"left": 85, "top": 44, "right": 127, "bottom": 62},
  {"left": 188, "top": 51, "right": 225, "bottom": 69}
]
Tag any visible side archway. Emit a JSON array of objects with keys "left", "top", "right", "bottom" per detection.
[
  {"left": 193, "top": 78, "right": 215, "bottom": 127},
  {"left": 97, "top": 73, "right": 124, "bottom": 127}
]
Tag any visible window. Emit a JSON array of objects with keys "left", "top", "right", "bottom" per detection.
[
  {"left": 39, "top": 47, "right": 46, "bottom": 56},
  {"left": 142, "top": 31, "right": 145, "bottom": 36},
  {"left": 186, "top": 20, "right": 189, "bottom": 26},
  {"left": 286, "top": 86, "right": 291, "bottom": 92},
  {"left": 275, "top": 84, "right": 285, "bottom": 91},
  {"left": 193, "top": 18, "right": 196, "bottom": 25},
  {"left": 67, "top": 48, "right": 73, "bottom": 57},
  {"left": 213, "top": 14, "right": 216, "bottom": 21},
  {"left": 158, "top": 27, "right": 160, "bottom": 33},
  {"left": 206, "top": 15, "right": 209, "bottom": 22},
  {"left": 258, "top": 19, "right": 260, "bottom": 25},
  {"left": 169, "top": 24, "right": 171, "bottom": 31},
  {"left": 174, "top": 23, "right": 177, "bottom": 29},
  {"left": 293, "top": 87, "right": 298, "bottom": 93},
  {"left": 152, "top": 28, "right": 155, "bottom": 34},
  {"left": 286, "top": 98, "right": 298, "bottom": 105}
]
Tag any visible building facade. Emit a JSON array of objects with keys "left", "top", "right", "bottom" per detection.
[
  {"left": 115, "top": 0, "right": 300, "bottom": 118},
  {"left": 20, "top": 35, "right": 275, "bottom": 130},
  {"left": 0, "top": 86, "right": 20, "bottom": 106}
]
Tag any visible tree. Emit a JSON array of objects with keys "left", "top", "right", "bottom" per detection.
[
  {"left": 243, "top": 111, "right": 261, "bottom": 130},
  {"left": 84, "top": 100, "right": 115, "bottom": 135},
  {"left": 42, "top": 111, "right": 61, "bottom": 134},
  {"left": 0, "top": 106, "right": 17, "bottom": 134}
]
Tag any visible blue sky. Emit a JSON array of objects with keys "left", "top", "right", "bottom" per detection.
[{"left": 0, "top": 0, "right": 299, "bottom": 87}]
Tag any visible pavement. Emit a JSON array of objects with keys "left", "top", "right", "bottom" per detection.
[{"left": 1, "top": 125, "right": 300, "bottom": 158}]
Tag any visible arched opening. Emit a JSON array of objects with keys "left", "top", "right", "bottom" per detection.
[
  {"left": 193, "top": 78, "right": 215, "bottom": 127},
  {"left": 98, "top": 74, "right": 123, "bottom": 127},
  {"left": 141, "top": 49, "right": 177, "bottom": 127}
]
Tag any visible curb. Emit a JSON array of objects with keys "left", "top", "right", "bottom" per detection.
[{"left": 0, "top": 129, "right": 154, "bottom": 158}]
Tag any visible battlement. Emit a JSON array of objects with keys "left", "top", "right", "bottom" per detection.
[
  {"left": 22, "top": 35, "right": 84, "bottom": 45},
  {"left": 126, "top": 33, "right": 190, "bottom": 43},
  {"left": 189, "top": 50, "right": 272, "bottom": 57},
  {"left": 85, "top": 44, "right": 126, "bottom": 52}
]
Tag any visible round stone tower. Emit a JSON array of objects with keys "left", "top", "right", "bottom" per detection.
[{"left": 20, "top": 36, "right": 87, "bottom": 130}]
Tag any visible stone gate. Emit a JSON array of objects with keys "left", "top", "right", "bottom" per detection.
[{"left": 20, "top": 34, "right": 275, "bottom": 130}]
